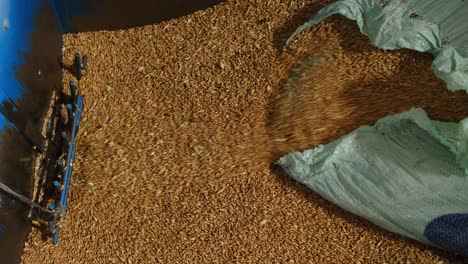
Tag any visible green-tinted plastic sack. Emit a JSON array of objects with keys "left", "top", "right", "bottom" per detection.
[
  {"left": 279, "top": 0, "right": 468, "bottom": 256},
  {"left": 286, "top": 0, "right": 468, "bottom": 93},
  {"left": 278, "top": 109, "right": 468, "bottom": 255}
]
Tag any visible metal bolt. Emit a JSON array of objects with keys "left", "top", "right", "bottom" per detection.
[
  {"left": 67, "top": 104, "right": 73, "bottom": 120},
  {"left": 3, "top": 18, "right": 9, "bottom": 30},
  {"left": 37, "top": 68, "right": 44, "bottom": 80},
  {"left": 69, "top": 81, "right": 77, "bottom": 100}
]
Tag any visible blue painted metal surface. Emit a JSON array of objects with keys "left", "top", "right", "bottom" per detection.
[
  {"left": 0, "top": 0, "right": 65, "bottom": 262},
  {"left": 0, "top": 0, "right": 62, "bottom": 147},
  {"left": 46, "top": 94, "right": 84, "bottom": 246},
  {"left": 0, "top": 0, "right": 41, "bottom": 102},
  {"left": 0, "top": 0, "right": 41, "bottom": 145},
  {"left": 60, "top": 96, "right": 83, "bottom": 213}
]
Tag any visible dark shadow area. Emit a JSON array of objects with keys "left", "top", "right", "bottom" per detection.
[
  {"left": 64, "top": 0, "right": 226, "bottom": 33},
  {"left": 0, "top": 125, "right": 35, "bottom": 264}
]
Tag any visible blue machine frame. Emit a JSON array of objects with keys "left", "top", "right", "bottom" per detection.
[
  {"left": 51, "top": 92, "right": 84, "bottom": 245},
  {"left": 0, "top": 0, "right": 84, "bottom": 262}
]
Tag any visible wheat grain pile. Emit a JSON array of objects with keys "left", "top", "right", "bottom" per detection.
[{"left": 22, "top": 0, "right": 468, "bottom": 263}]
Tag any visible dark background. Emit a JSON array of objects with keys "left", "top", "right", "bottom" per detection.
[{"left": 59, "top": 0, "right": 226, "bottom": 32}]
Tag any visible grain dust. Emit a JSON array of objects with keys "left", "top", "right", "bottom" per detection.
[{"left": 22, "top": 0, "right": 468, "bottom": 263}]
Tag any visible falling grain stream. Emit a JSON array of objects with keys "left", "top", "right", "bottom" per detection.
[{"left": 23, "top": 1, "right": 468, "bottom": 263}]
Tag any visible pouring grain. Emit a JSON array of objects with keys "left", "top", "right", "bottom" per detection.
[{"left": 22, "top": 1, "right": 468, "bottom": 263}]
